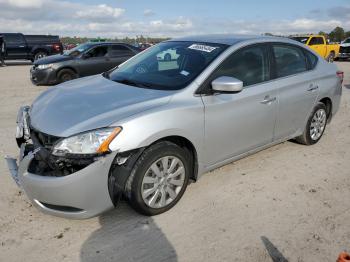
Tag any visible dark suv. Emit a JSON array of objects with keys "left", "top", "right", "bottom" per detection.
[
  {"left": 30, "top": 42, "right": 140, "bottom": 85},
  {"left": 1, "top": 33, "right": 63, "bottom": 61}
]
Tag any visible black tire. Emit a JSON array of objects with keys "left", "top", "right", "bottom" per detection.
[
  {"left": 295, "top": 103, "right": 327, "bottom": 145},
  {"left": 57, "top": 68, "right": 77, "bottom": 83},
  {"left": 164, "top": 53, "right": 171, "bottom": 61},
  {"left": 125, "top": 141, "right": 191, "bottom": 216},
  {"left": 327, "top": 52, "right": 335, "bottom": 63},
  {"left": 34, "top": 51, "right": 48, "bottom": 61}
]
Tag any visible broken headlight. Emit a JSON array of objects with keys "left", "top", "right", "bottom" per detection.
[{"left": 52, "top": 127, "right": 122, "bottom": 156}]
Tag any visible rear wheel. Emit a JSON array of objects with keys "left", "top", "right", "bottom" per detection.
[
  {"left": 125, "top": 141, "right": 191, "bottom": 216},
  {"left": 57, "top": 68, "right": 77, "bottom": 83},
  {"left": 34, "top": 51, "right": 48, "bottom": 61},
  {"left": 327, "top": 52, "right": 335, "bottom": 63},
  {"left": 295, "top": 103, "right": 327, "bottom": 145}
]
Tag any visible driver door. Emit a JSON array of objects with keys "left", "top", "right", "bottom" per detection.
[
  {"left": 201, "top": 44, "right": 277, "bottom": 166},
  {"left": 77, "top": 45, "right": 110, "bottom": 77}
]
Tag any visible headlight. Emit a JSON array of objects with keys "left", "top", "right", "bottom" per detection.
[
  {"left": 52, "top": 127, "right": 122, "bottom": 156},
  {"left": 37, "top": 64, "right": 53, "bottom": 70}
]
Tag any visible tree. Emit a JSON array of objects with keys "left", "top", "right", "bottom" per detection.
[
  {"left": 318, "top": 31, "right": 328, "bottom": 37},
  {"left": 345, "top": 31, "right": 350, "bottom": 39},
  {"left": 328, "top": 27, "right": 345, "bottom": 42}
]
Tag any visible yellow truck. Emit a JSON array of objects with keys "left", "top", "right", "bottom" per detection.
[{"left": 291, "top": 35, "right": 339, "bottom": 62}]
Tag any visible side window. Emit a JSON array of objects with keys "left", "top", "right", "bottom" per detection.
[
  {"left": 304, "top": 50, "right": 318, "bottom": 69},
  {"left": 273, "top": 45, "right": 307, "bottom": 78},
  {"left": 108, "top": 45, "right": 134, "bottom": 57},
  {"left": 4, "top": 34, "right": 24, "bottom": 43},
  {"left": 309, "top": 37, "right": 324, "bottom": 45},
  {"left": 86, "top": 46, "right": 108, "bottom": 58},
  {"left": 210, "top": 45, "right": 269, "bottom": 87}
]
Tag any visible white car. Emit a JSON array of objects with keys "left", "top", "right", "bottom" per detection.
[{"left": 157, "top": 48, "right": 179, "bottom": 61}]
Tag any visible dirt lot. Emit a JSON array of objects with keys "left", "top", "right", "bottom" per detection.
[{"left": 0, "top": 61, "right": 349, "bottom": 262}]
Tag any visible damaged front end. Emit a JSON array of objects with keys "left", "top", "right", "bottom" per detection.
[{"left": 5, "top": 106, "right": 141, "bottom": 219}]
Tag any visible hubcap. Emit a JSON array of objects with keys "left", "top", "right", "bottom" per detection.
[
  {"left": 141, "top": 156, "right": 185, "bottom": 209},
  {"left": 310, "top": 109, "right": 326, "bottom": 141}
]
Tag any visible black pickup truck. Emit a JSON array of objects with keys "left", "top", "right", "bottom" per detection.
[{"left": 1, "top": 33, "right": 63, "bottom": 61}]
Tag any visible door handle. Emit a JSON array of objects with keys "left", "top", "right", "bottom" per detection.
[
  {"left": 307, "top": 84, "right": 319, "bottom": 92},
  {"left": 260, "top": 96, "right": 276, "bottom": 104},
  {"left": 19, "top": 45, "right": 25, "bottom": 48}
]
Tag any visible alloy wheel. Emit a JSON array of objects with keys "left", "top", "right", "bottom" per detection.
[
  {"left": 141, "top": 156, "right": 186, "bottom": 209},
  {"left": 310, "top": 108, "right": 327, "bottom": 141}
]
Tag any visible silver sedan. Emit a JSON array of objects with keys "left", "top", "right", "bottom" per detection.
[{"left": 6, "top": 35, "right": 343, "bottom": 219}]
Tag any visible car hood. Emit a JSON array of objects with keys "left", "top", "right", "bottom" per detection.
[
  {"left": 34, "top": 54, "right": 72, "bottom": 65},
  {"left": 29, "top": 75, "right": 174, "bottom": 137},
  {"left": 340, "top": 43, "right": 350, "bottom": 48}
]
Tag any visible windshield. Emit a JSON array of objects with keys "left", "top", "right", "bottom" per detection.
[
  {"left": 343, "top": 38, "right": 350, "bottom": 44},
  {"left": 64, "top": 43, "right": 92, "bottom": 56},
  {"left": 107, "top": 41, "right": 228, "bottom": 90},
  {"left": 291, "top": 37, "right": 309, "bottom": 44}
]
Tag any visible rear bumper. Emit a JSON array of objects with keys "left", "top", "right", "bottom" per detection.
[
  {"left": 6, "top": 151, "right": 116, "bottom": 219},
  {"left": 30, "top": 67, "right": 58, "bottom": 85}
]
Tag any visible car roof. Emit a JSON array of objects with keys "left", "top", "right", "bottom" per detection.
[
  {"left": 86, "top": 42, "right": 131, "bottom": 46},
  {"left": 169, "top": 34, "right": 286, "bottom": 46}
]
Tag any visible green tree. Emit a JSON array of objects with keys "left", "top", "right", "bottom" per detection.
[
  {"left": 345, "top": 31, "right": 350, "bottom": 39},
  {"left": 328, "top": 27, "right": 345, "bottom": 42}
]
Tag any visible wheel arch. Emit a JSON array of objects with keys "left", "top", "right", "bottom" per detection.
[
  {"left": 56, "top": 66, "right": 78, "bottom": 78},
  {"left": 32, "top": 48, "right": 49, "bottom": 56},
  {"left": 319, "top": 97, "right": 333, "bottom": 121},
  {"left": 152, "top": 135, "right": 199, "bottom": 182}
]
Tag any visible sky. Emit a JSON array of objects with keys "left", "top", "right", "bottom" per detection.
[{"left": 0, "top": 0, "right": 349, "bottom": 38}]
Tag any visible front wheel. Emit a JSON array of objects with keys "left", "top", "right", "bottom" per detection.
[
  {"left": 57, "top": 68, "right": 77, "bottom": 83},
  {"left": 295, "top": 103, "right": 327, "bottom": 145},
  {"left": 125, "top": 141, "right": 191, "bottom": 216}
]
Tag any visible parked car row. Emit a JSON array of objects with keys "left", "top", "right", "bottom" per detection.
[{"left": 6, "top": 35, "right": 343, "bottom": 219}]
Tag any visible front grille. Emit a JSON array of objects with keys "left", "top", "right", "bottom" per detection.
[{"left": 339, "top": 46, "right": 350, "bottom": 54}]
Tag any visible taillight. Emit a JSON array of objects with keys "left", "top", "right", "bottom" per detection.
[
  {"left": 336, "top": 71, "right": 344, "bottom": 85},
  {"left": 52, "top": 44, "right": 61, "bottom": 51}
]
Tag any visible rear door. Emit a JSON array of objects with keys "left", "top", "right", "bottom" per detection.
[
  {"left": 3, "top": 33, "right": 28, "bottom": 59},
  {"left": 106, "top": 44, "right": 136, "bottom": 69},
  {"left": 271, "top": 43, "right": 319, "bottom": 140},
  {"left": 201, "top": 44, "right": 278, "bottom": 165},
  {"left": 76, "top": 45, "right": 110, "bottom": 76},
  {"left": 308, "top": 37, "right": 326, "bottom": 58}
]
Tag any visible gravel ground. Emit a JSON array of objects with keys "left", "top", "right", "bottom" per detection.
[{"left": 0, "top": 61, "right": 349, "bottom": 262}]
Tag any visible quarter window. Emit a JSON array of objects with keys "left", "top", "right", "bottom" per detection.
[
  {"left": 210, "top": 45, "right": 269, "bottom": 87},
  {"left": 108, "top": 45, "right": 134, "bottom": 57},
  {"left": 273, "top": 45, "right": 307, "bottom": 78}
]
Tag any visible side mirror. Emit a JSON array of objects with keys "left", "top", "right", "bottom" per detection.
[{"left": 211, "top": 76, "right": 243, "bottom": 93}]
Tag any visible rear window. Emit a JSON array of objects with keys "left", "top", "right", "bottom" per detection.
[
  {"left": 273, "top": 44, "right": 307, "bottom": 78},
  {"left": 309, "top": 37, "right": 324, "bottom": 45}
]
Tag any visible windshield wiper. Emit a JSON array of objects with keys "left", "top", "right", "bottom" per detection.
[{"left": 114, "top": 78, "right": 152, "bottom": 88}]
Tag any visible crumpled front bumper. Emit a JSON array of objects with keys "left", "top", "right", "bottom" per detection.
[{"left": 5, "top": 151, "right": 116, "bottom": 219}]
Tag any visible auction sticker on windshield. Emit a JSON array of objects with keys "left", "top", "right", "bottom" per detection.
[{"left": 188, "top": 44, "right": 218, "bottom": 53}]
